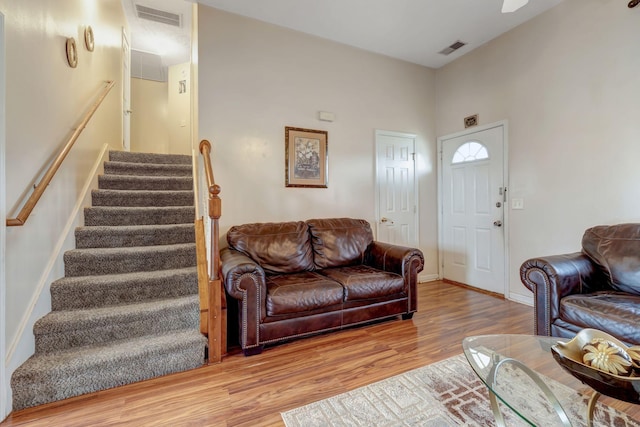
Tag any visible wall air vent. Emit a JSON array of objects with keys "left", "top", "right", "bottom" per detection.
[
  {"left": 135, "top": 4, "right": 182, "bottom": 27},
  {"left": 438, "top": 40, "right": 467, "bottom": 56}
]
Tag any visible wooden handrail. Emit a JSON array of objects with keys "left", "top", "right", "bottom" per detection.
[
  {"left": 7, "top": 80, "right": 115, "bottom": 226},
  {"left": 198, "top": 139, "right": 225, "bottom": 363}
]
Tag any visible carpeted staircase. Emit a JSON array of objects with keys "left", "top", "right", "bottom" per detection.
[{"left": 11, "top": 151, "right": 207, "bottom": 410}]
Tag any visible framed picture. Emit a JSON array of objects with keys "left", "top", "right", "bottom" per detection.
[{"left": 285, "top": 126, "right": 328, "bottom": 188}]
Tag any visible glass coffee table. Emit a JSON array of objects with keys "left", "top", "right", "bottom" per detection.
[{"left": 462, "top": 334, "right": 638, "bottom": 427}]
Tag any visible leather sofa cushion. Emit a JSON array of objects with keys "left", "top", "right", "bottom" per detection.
[
  {"left": 559, "top": 292, "right": 640, "bottom": 345},
  {"left": 266, "top": 272, "right": 344, "bottom": 316},
  {"left": 227, "top": 221, "right": 314, "bottom": 274},
  {"left": 307, "top": 218, "right": 373, "bottom": 269},
  {"left": 582, "top": 224, "right": 640, "bottom": 295},
  {"left": 319, "top": 265, "right": 405, "bottom": 301}
]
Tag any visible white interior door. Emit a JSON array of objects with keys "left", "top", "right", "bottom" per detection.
[
  {"left": 375, "top": 130, "right": 418, "bottom": 247},
  {"left": 440, "top": 124, "right": 506, "bottom": 294},
  {"left": 122, "top": 28, "right": 131, "bottom": 151}
]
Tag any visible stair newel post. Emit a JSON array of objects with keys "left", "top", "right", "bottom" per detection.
[
  {"left": 208, "top": 183, "right": 224, "bottom": 363},
  {"left": 209, "top": 184, "right": 221, "bottom": 280},
  {"left": 199, "top": 140, "right": 226, "bottom": 363}
]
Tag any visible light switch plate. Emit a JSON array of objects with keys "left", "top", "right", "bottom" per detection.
[{"left": 511, "top": 198, "right": 524, "bottom": 210}]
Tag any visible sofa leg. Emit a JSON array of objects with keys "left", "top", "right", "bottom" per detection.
[
  {"left": 243, "top": 345, "right": 264, "bottom": 357},
  {"left": 402, "top": 312, "right": 414, "bottom": 320}
]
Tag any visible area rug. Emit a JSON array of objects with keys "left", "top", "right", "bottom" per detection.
[{"left": 281, "top": 354, "right": 640, "bottom": 427}]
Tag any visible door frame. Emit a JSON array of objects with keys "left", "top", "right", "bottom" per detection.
[
  {"left": 121, "top": 27, "right": 131, "bottom": 151},
  {"left": 436, "top": 120, "right": 509, "bottom": 293},
  {"left": 0, "top": 12, "right": 7, "bottom": 419},
  {"left": 374, "top": 129, "right": 418, "bottom": 244}
]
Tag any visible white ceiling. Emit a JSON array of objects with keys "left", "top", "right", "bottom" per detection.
[
  {"left": 123, "top": 0, "right": 564, "bottom": 70},
  {"left": 122, "top": 0, "right": 193, "bottom": 68}
]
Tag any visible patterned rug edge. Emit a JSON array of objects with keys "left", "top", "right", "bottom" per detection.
[{"left": 281, "top": 354, "right": 640, "bottom": 427}]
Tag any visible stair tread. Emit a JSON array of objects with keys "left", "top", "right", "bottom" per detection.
[
  {"left": 105, "top": 161, "right": 192, "bottom": 168},
  {"left": 100, "top": 174, "right": 192, "bottom": 181},
  {"left": 83, "top": 206, "right": 195, "bottom": 226},
  {"left": 53, "top": 266, "right": 196, "bottom": 285},
  {"left": 93, "top": 189, "right": 194, "bottom": 194},
  {"left": 98, "top": 175, "right": 193, "bottom": 191},
  {"left": 75, "top": 223, "right": 194, "bottom": 233},
  {"left": 108, "top": 150, "right": 192, "bottom": 165},
  {"left": 64, "top": 243, "right": 196, "bottom": 277},
  {"left": 65, "top": 242, "right": 195, "bottom": 256},
  {"left": 104, "top": 161, "right": 192, "bottom": 177},
  {"left": 15, "top": 330, "right": 205, "bottom": 370},
  {"left": 35, "top": 295, "right": 199, "bottom": 333},
  {"left": 75, "top": 224, "right": 195, "bottom": 249},
  {"left": 85, "top": 205, "right": 194, "bottom": 211},
  {"left": 91, "top": 189, "right": 195, "bottom": 207},
  {"left": 50, "top": 267, "right": 198, "bottom": 310},
  {"left": 11, "top": 329, "right": 205, "bottom": 410}
]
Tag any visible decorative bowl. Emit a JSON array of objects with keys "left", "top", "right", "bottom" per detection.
[{"left": 551, "top": 329, "right": 640, "bottom": 403}]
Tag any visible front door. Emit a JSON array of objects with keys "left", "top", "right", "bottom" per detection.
[
  {"left": 375, "top": 130, "right": 418, "bottom": 247},
  {"left": 439, "top": 124, "right": 506, "bottom": 295}
]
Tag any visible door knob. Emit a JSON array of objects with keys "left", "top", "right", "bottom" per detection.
[
  {"left": 493, "top": 220, "right": 502, "bottom": 227},
  {"left": 381, "top": 217, "right": 394, "bottom": 224}
]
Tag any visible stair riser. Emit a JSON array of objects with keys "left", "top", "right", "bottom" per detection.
[
  {"left": 104, "top": 162, "right": 192, "bottom": 177},
  {"left": 109, "top": 150, "right": 192, "bottom": 165},
  {"left": 51, "top": 270, "right": 198, "bottom": 310},
  {"left": 75, "top": 226, "right": 195, "bottom": 249},
  {"left": 11, "top": 332, "right": 206, "bottom": 410},
  {"left": 35, "top": 304, "right": 200, "bottom": 353},
  {"left": 98, "top": 175, "right": 193, "bottom": 191},
  {"left": 64, "top": 245, "right": 196, "bottom": 277},
  {"left": 84, "top": 207, "right": 195, "bottom": 226},
  {"left": 91, "top": 190, "right": 194, "bottom": 207}
]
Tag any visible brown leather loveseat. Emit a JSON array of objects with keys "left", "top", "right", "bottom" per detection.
[
  {"left": 520, "top": 223, "right": 640, "bottom": 345},
  {"left": 221, "top": 218, "right": 424, "bottom": 355}
]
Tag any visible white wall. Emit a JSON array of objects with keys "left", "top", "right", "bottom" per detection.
[
  {"left": 0, "top": 0, "right": 125, "bottom": 415},
  {"left": 197, "top": 7, "right": 438, "bottom": 278},
  {"left": 131, "top": 77, "right": 169, "bottom": 154},
  {"left": 435, "top": 0, "right": 640, "bottom": 301}
]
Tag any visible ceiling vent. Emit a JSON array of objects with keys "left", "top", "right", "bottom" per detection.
[
  {"left": 438, "top": 40, "right": 467, "bottom": 56},
  {"left": 135, "top": 4, "right": 182, "bottom": 27}
]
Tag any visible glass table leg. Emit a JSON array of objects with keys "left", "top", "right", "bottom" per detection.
[
  {"left": 488, "top": 356, "right": 572, "bottom": 426},
  {"left": 488, "top": 388, "right": 507, "bottom": 427}
]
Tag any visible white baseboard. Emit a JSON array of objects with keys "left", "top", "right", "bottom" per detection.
[
  {"left": 418, "top": 273, "right": 439, "bottom": 283},
  {"left": 508, "top": 291, "right": 533, "bottom": 306},
  {"left": 4, "top": 145, "right": 108, "bottom": 412}
]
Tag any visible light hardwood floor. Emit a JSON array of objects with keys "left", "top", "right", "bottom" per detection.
[{"left": 2, "top": 281, "right": 637, "bottom": 426}]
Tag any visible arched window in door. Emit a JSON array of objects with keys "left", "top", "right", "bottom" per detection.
[{"left": 452, "top": 141, "right": 489, "bottom": 164}]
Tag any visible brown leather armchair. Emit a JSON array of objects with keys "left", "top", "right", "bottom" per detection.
[
  {"left": 221, "top": 218, "right": 424, "bottom": 355},
  {"left": 520, "top": 223, "right": 640, "bottom": 345}
]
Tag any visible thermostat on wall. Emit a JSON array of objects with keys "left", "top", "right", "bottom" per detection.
[{"left": 318, "top": 111, "right": 335, "bottom": 122}]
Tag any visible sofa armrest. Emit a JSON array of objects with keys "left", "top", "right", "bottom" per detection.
[
  {"left": 365, "top": 242, "right": 424, "bottom": 312},
  {"left": 520, "top": 252, "right": 606, "bottom": 336},
  {"left": 220, "top": 247, "right": 267, "bottom": 351}
]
